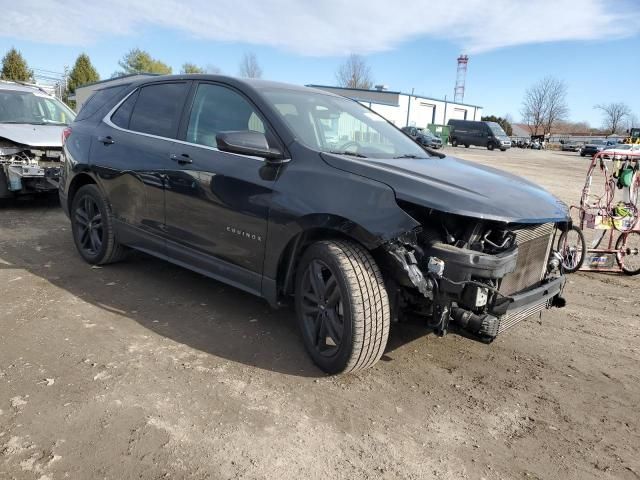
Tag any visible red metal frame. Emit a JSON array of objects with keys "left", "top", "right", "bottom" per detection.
[{"left": 571, "top": 151, "right": 639, "bottom": 273}]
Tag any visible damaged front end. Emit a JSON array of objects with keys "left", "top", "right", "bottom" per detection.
[
  {"left": 380, "top": 205, "right": 568, "bottom": 342},
  {"left": 0, "top": 139, "right": 62, "bottom": 198}
]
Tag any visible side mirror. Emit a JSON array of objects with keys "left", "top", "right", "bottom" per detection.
[{"left": 216, "top": 131, "right": 285, "bottom": 163}]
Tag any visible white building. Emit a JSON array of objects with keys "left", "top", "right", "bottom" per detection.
[{"left": 307, "top": 85, "right": 483, "bottom": 128}]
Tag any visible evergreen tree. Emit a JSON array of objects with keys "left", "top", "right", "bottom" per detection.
[
  {"left": 1, "top": 47, "right": 33, "bottom": 82},
  {"left": 113, "top": 48, "right": 172, "bottom": 77},
  {"left": 68, "top": 53, "right": 100, "bottom": 93}
]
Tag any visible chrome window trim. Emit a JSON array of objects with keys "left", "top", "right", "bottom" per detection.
[{"left": 102, "top": 86, "right": 290, "bottom": 163}]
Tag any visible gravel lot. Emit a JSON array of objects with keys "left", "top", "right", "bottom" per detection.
[{"left": 1, "top": 147, "right": 639, "bottom": 480}]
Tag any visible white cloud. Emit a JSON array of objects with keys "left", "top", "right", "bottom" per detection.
[{"left": 0, "top": 0, "right": 638, "bottom": 55}]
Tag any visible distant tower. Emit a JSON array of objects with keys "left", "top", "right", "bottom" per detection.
[{"left": 454, "top": 54, "right": 469, "bottom": 103}]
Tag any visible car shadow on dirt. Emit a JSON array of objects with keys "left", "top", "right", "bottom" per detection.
[{"left": 0, "top": 203, "right": 432, "bottom": 378}]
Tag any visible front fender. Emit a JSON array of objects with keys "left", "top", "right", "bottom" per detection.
[{"left": 262, "top": 149, "right": 420, "bottom": 295}]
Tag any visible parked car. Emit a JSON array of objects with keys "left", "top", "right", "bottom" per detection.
[
  {"left": 580, "top": 139, "right": 617, "bottom": 157},
  {"left": 414, "top": 130, "right": 443, "bottom": 149},
  {"left": 447, "top": 119, "right": 511, "bottom": 151},
  {"left": 530, "top": 140, "right": 542, "bottom": 150},
  {"left": 602, "top": 143, "right": 640, "bottom": 159},
  {"left": 561, "top": 141, "right": 580, "bottom": 152},
  {"left": 401, "top": 126, "right": 443, "bottom": 149},
  {"left": 60, "top": 75, "right": 569, "bottom": 374},
  {"left": 0, "top": 81, "right": 76, "bottom": 198}
]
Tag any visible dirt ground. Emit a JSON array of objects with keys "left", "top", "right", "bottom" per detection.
[{"left": 1, "top": 147, "right": 639, "bottom": 480}]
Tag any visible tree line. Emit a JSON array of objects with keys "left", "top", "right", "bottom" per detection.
[
  {"left": 0, "top": 47, "right": 265, "bottom": 107},
  {"left": 3, "top": 46, "right": 635, "bottom": 133}
]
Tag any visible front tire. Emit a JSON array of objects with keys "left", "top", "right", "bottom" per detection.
[
  {"left": 557, "top": 226, "right": 586, "bottom": 274},
  {"left": 487, "top": 142, "right": 495, "bottom": 151},
  {"left": 70, "top": 184, "right": 127, "bottom": 265},
  {"left": 451, "top": 138, "right": 459, "bottom": 147},
  {"left": 295, "top": 240, "right": 390, "bottom": 374}
]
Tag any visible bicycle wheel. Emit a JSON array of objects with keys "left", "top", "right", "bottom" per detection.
[
  {"left": 629, "top": 171, "right": 639, "bottom": 208},
  {"left": 557, "top": 226, "right": 586, "bottom": 273},
  {"left": 615, "top": 231, "right": 640, "bottom": 275}
]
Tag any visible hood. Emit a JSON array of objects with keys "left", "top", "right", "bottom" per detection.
[
  {"left": 320, "top": 153, "right": 569, "bottom": 224},
  {"left": 0, "top": 123, "right": 65, "bottom": 148}
]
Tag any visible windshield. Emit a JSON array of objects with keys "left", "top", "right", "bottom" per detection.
[
  {"left": 0, "top": 89, "right": 76, "bottom": 125},
  {"left": 262, "top": 89, "right": 429, "bottom": 159},
  {"left": 487, "top": 122, "right": 508, "bottom": 137}
]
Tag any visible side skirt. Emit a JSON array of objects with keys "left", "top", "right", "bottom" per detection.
[{"left": 114, "top": 220, "right": 264, "bottom": 299}]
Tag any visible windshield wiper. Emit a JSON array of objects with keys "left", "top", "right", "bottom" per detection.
[
  {"left": 393, "top": 154, "right": 428, "bottom": 159},
  {"left": 328, "top": 150, "right": 368, "bottom": 158}
]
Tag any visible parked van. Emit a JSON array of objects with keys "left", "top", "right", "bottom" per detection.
[{"left": 447, "top": 120, "right": 511, "bottom": 151}]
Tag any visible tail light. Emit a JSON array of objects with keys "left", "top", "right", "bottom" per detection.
[{"left": 62, "top": 127, "right": 72, "bottom": 145}]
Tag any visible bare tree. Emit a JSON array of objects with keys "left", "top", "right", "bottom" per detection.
[
  {"left": 542, "top": 78, "right": 568, "bottom": 136},
  {"left": 521, "top": 76, "right": 568, "bottom": 136},
  {"left": 335, "top": 54, "right": 373, "bottom": 89},
  {"left": 238, "top": 52, "right": 262, "bottom": 78},
  {"left": 521, "top": 80, "right": 548, "bottom": 135},
  {"left": 594, "top": 102, "right": 632, "bottom": 135}
]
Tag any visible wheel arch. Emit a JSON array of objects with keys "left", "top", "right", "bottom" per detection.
[
  {"left": 267, "top": 214, "right": 400, "bottom": 306},
  {"left": 67, "top": 173, "right": 99, "bottom": 213}
]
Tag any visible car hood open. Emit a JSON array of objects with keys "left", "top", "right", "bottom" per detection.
[
  {"left": 0, "top": 123, "right": 65, "bottom": 148},
  {"left": 321, "top": 153, "right": 569, "bottom": 224}
]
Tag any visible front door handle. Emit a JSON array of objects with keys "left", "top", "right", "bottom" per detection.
[
  {"left": 170, "top": 153, "right": 192, "bottom": 165},
  {"left": 97, "top": 135, "right": 114, "bottom": 145}
]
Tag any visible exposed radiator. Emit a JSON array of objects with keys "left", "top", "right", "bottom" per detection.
[{"left": 499, "top": 223, "right": 554, "bottom": 296}]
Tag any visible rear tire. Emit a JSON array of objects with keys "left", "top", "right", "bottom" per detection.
[
  {"left": 616, "top": 231, "right": 640, "bottom": 275},
  {"left": 464, "top": 143, "right": 470, "bottom": 148},
  {"left": 487, "top": 142, "right": 495, "bottom": 151},
  {"left": 295, "top": 240, "right": 390, "bottom": 374},
  {"left": 451, "top": 139, "right": 459, "bottom": 147},
  {"left": 70, "top": 184, "right": 128, "bottom": 265}
]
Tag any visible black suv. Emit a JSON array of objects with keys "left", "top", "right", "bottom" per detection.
[{"left": 60, "top": 75, "right": 569, "bottom": 374}]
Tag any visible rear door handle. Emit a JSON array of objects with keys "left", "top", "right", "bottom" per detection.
[
  {"left": 97, "top": 135, "right": 114, "bottom": 145},
  {"left": 170, "top": 153, "right": 192, "bottom": 165}
]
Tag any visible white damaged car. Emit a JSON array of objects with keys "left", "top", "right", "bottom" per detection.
[{"left": 0, "top": 81, "right": 75, "bottom": 198}]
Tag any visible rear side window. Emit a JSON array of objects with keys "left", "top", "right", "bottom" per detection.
[
  {"left": 128, "top": 82, "right": 188, "bottom": 138},
  {"left": 75, "top": 85, "right": 128, "bottom": 122},
  {"left": 111, "top": 90, "right": 139, "bottom": 129}
]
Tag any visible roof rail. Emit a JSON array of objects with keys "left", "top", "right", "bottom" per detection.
[{"left": 0, "top": 79, "right": 52, "bottom": 96}]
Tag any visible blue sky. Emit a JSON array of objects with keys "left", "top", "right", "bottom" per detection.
[{"left": 1, "top": 0, "right": 639, "bottom": 126}]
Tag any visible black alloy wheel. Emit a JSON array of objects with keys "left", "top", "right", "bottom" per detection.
[
  {"left": 74, "top": 194, "right": 104, "bottom": 257},
  {"left": 299, "top": 259, "right": 344, "bottom": 358},
  {"left": 70, "top": 184, "right": 127, "bottom": 265}
]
